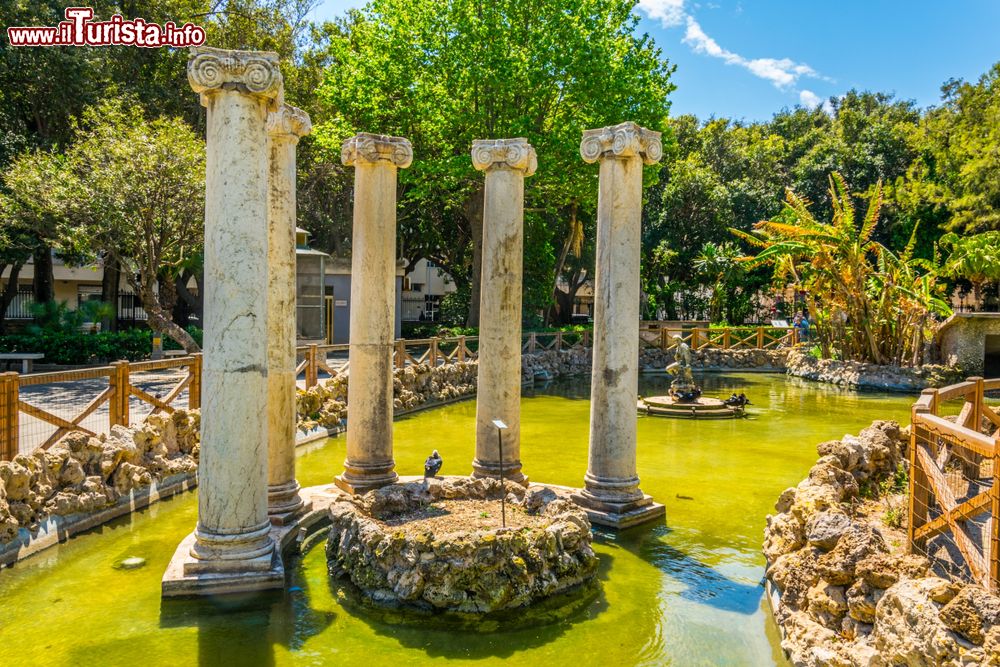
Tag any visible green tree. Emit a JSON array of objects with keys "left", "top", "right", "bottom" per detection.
[
  {"left": 5, "top": 99, "right": 207, "bottom": 350},
  {"left": 939, "top": 231, "right": 1000, "bottom": 308},
  {"left": 315, "top": 0, "right": 675, "bottom": 325}
]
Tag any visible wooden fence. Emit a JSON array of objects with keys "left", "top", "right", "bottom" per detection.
[
  {"left": 909, "top": 378, "right": 999, "bottom": 592},
  {"left": 1, "top": 327, "right": 799, "bottom": 459},
  {"left": 640, "top": 325, "right": 798, "bottom": 351},
  {"left": 0, "top": 355, "right": 202, "bottom": 460}
]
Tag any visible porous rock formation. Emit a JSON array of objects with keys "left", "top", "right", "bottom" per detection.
[
  {"left": 297, "top": 362, "right": 478, "bottom": 431},
  {"left": 785, "top": 349, "right": 965, "bottom": 392},
  {"left": 764, "top": 420, "right": 1000, "bottom": 666},
  {"left": 0, "top": 410, "right": 199, "bottom": 544},
  {"left": 326, "top": 477, "right": 599, "bottom": 613}
]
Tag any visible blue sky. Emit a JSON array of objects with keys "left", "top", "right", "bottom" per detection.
[{"left": 308, "top": 0, "right": 1000, "bottom": 122}]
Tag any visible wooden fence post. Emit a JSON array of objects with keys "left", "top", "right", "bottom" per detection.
[
  {"left": 529, "top": 332, "right": 537, "bottom": 354},
  {"left": 908, "top": 400, "right": 933, "bottom": 554},
  {"left": 394, "top": 340, "right": 406, "bottom": 369},
  {"left": 109, "top": 360, "right": 131, "bottom": 427},
  {"left": 756, "top": 326, "right": 765, "bottom": 349},
  {"left": 189, "top": 353, "right": 203, "bottom": 410},
  {"left": 582, "top": 330, "right": 590, "bottom": 348},
  {"left": 555, "top": 331, "right": 563, "bottom": 351},
  {"left": 0, "top": 372, "right": 18, "bottom": 461},
  {"left": 306, "top": 344, "right": 319, "bottom": 387},
  {"left": 660, "top": 328, "right": 668, "bottom": 350},
  {"left": 430, "top": 338, "right": 439, "bottom": 366},
  {"left": 972, "top": 376, "right": 985, "bottom": 432},
  {"left": 691, "top": 329, "right": 700, "bottom": 350},
  {"left": 990, "top": 432, "right": 999, "bottom": 593},
  {"left": 723, "top": 328, "right": 731, "bottom": 350},
  {"left": 457, "top": 335, "right": 466, "bottom": 362}
]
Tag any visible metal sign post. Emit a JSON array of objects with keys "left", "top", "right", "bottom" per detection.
[{"left": 492, "top": 419, "right": 508, "bottom": 528}]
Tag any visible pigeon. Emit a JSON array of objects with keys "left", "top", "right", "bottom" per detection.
[{"left": 424, "top": 450, "right": 443, "bottom": 478}]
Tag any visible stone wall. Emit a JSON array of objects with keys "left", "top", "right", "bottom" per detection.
[
  {"left": 763, "top": 420, "right": 1000, "bottom": 666},
  {"left": 785, "top": 349, "right": 966, "bottom": 392},
  {"left": 0, "top": 410, "right": 200, "bottom": 549},
  {"left": 521, "top": 346, "right": 787, "bottom": 381},
  {"left": 937, "top": 313, "right": 1000, "bottom": 375}
]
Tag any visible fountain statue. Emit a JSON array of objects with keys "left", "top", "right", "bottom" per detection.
[
  {"left": 638, "top": 333, "right": 748, "bottom": 419},
  {"left": 665, "top": 335, "right": 700, "bottom": 402}
]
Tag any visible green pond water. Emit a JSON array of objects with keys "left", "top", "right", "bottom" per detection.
[{"left": 0, "top": 373, "right": 915, "bottom": 667}]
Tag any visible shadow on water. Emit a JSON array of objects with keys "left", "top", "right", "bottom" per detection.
[
  {"left": 321, "top": 547, "right": 612, "bottom": 660},
  {"left": 596, "top": 522, "right": 765, "bottom": 616},
  {"left": 158, "top": 550, "right": 336, "bottom": 667}
]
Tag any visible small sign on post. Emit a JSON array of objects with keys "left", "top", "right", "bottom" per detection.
[{"left": 492, "top": 419, "right": 508, "bottom": 528}]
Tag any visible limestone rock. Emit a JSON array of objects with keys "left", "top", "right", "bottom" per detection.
[
  {"left": 817, "top": 524, "right": 888, "bottom": 585},
  {"left": 764, "top": 512, "right": 805, "bottom": 561},
  {"left": 805, "top": 511, "right": 851, "bottom": 551},
  {"left": 939, "top": 586, "right": 1000, "bottom": 646},
  {"left": 326, "top": 480, "right": 597, "bottom": 613},
  {"left": 873, "top": 577, "right": 965, "bottom": 666},
  {"left": 0, "top": 409, "right": 200, "bottom": 545}
]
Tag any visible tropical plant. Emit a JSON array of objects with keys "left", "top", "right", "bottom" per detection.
[
  {"left": 733, "top": 172, "right": 950, "bottom": 365},
  {"left": 939, "top": 231, "right": 1000, "bottom": 308},
  {"left": 692, "top": 241, "right": 744, "bottom": 323}
]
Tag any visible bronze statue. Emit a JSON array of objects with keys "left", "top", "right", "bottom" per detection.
[{"left": 665, "top": 335, "right": 700, "bottom": 402}]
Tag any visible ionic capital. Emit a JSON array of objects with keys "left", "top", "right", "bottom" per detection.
[
  {"left": 341, "top": 133, "right": 413, "bottom": 169},
  {"left": 471, "top": 138, "right": 537, "bottom": 176},
  {"left": 267, "top": 104, "right": 312, "bottom": 141},
  {"left": 188, "top": 46, "right": 283, "bottom": 109},
  {"left": 579, "top": 122, "right": 662, "bottom": 165}
]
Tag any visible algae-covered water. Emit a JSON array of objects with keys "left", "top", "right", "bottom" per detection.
[{"left": 0, "top": 373, "right": 913, "bottom": 667}]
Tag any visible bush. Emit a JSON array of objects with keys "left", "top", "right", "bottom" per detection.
[{"left": 0, "top": 325, "right": 202, "bottom": 365}]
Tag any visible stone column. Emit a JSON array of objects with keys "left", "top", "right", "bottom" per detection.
[
  {"left": 572, "top": 122, "right": 665, "bottom": 528},
  {"left": 185, "top": 47, "right": 283, "bottom": 573},
  {"left": 266, "top": 104, "right": 311, "bottom": 523},
  {"left": 470, "top": 139, "right": 536, "bottom": 484},
  {"left": 335, "top": 133, "right": 412, "bottom": 494}
]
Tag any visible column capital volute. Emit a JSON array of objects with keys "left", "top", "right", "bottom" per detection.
[
  {"left": 267, "top": 104, "right": 312, "bottom": 142},
  {"left": 187, "top": 46, "right": 283, "bottom": 109},
  {"left": 580, "top": 121, "right": 662, "bottom": 165},
  {"left": 341, "top": 133, "right": 413, "bottom": 169},
  {"left": 471, "top": 138, "right": 537, "bottom": 176}
]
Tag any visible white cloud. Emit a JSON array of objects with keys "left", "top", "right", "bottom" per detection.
[
  {"left": 638, "top": 3, "right": 825, "bottom": 94},
  {"left": 682, "top": 16, "right": 817, "bottom": 90},
  {"left": 799, "top": 89, "right": 822, "bottom": 108},
  {"left": 637, "top": 0, "right": 687, "bottom": 28}
]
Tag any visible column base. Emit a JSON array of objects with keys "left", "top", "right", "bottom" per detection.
[
  {"left": 471, "top": 459, "right": 528, "bottom": 486},
  {"left": 337, "top": 458, "right": 397, "bottom": 491},
  {"left": 161, "top": 531, "right": 284, "bottom": 597},
  {"left": 268, "top": 480, "right": 311, "bottom": 526},
  {"left": 570, "top": 489, "right": 667, "bottom": 529}
]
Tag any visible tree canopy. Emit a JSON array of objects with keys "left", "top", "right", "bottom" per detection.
[{"left": 315, "top": 0, "right": 675, "bottom": 324}]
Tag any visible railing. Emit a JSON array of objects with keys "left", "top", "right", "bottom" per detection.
[
  {"left": 639, "top": 325, "right": 798, "bottom": 351},
  {"left": 909, "top": 378, "right": 999, "bottom": 592},
  {"left": 1, "top": 326, "right": 801, "bottom": 459},
  {"left": 294, "top": 336, "right": 480, "bottom": 389},
  {"left": 0, "top": 355, "right": 202, "bottom": 459}
]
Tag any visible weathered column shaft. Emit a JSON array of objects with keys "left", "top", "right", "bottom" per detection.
[
  {"left": 187, "top": 47, "right": 283, "bottom": 567},
  {"left": 336, "top": 134, "right": 412, "bottom": 494},
  {"left": 574, "top": 122, "right": 664, "bottom": 527},
  {"left": 266, "top": 104, "right": 311, "bottom": 522},
  {"left": 587, "top": 154, "right": 643, "bottom": 489},
  {"left": 471, "top": 139, "right": 536, "bottom": 483}
]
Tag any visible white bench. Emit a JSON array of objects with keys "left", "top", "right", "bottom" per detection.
[
  {"left": 0, "top": 353, "right": 44, "bottom": 374},
  {"left": 163, "top": 350, "right": 188, "bottom": 358}
]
